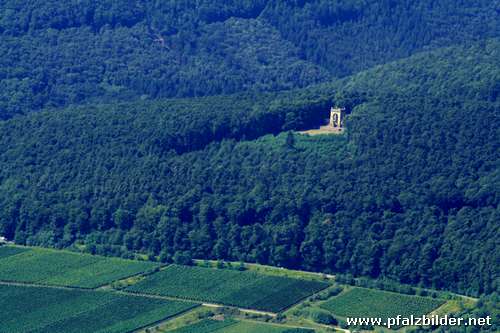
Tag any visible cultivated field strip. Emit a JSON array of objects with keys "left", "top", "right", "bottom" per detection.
[
  {"left": 0, "top": 245, "right": 28, "bottom": 259},
  {"left": 320, "top": 287, "right": 445, "bottom": 320},
  {"left": 126, "top": 265, "right": 330, "bottom": 312},
  {"left": 168, "top": 319, "right": 238, "bottom": 333},
  {"left": 168, "top": 319, "right": 314, "bottom": 333},
  {"left": 0, "top": 246, "right": 160, "bottom": 288},
  {"left": 0, "top": 284, "right": 198, "bottom": 333}
]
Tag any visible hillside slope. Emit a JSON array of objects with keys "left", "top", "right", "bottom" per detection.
[
  {"left": 1, "top": 0, "right": 498, "bottom": 119},
  {"left": 0, "top": 41, "right": 498, "bottom": 296}
]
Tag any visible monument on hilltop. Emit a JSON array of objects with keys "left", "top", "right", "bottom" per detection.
[
  {"left": 329, "top": 106, "right": 345, "bottom": 129},
  {"left": 298, "top": 105, "right": 346, "bottom": 135}
]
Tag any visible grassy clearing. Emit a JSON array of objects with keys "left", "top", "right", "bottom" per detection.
[
  {"left": 430, "top": 297, "right": 476, "bottom": 316},
  {"left": 194, "top": 259, "right": 333, "bottom": 282},
  {"left": 0, "top": 246, "right": 160, "bottom": 288},
  {"left": 220, "top": 320, "right": 315, "bottom": 333},
  {"left": 167, "top": 319, "right": 315, "bottom": 333},
  {"left": 139, "top": 306, "right": 216, "bottom": 332},
  {"left": 167, "top": 319, "right": 238, "bottom": 333},
  {"left": 320, "top": 287, "right": 444, "bottom": 320},
  {"left": 126, "top": 265, "right": 329, "bottom": 312},
  {"left": 0, "top": 284, "right": 198, "bottom": 333},
  {"left": 298, "top": 126, "right": 344, "bottom": 136}
]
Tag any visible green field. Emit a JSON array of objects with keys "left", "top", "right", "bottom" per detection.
[
  {"left": 320, "top": 287, "right": 444, "bottom": 320},
  {"left": 0, "top": 284, "right": 198, "bottom": 333},
  {"left": 168, "top": 319, "right": 314, "bottom": 333},
  {"left": 0, "top": 246, "right": 160, "bottom": 288},
  {"left": 167, "top": 319, "right": 238, "bottom": 333},
  {"left": 126, "top": 265, "right": 329, "bottom": 312},
  {"left": 0, "top": 245, "right": 28, "bottom": 259}
]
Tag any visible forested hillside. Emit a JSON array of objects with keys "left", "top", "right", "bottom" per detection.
[
  {"left": 1, "top": 0, "right": 498, "bottom": 119},
  {"left": 1, "top": 40, "right": 498, "bottom": 299}
]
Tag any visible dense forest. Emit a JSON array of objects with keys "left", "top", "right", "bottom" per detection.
[
  {"left": 1, "top": 0, "right": 498, "bottom": 119},
  {"left": 0, "top": 2, "right": 499, "bottom": 329},
  {"left": 0, "top": 41, "right": 498, "bottom": 302}
]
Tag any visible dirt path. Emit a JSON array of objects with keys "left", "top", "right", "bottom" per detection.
[
  {"left": 0, "top": 280, "right": 93, "bottom": 291},
  {"left": 201, "top": 302, "right": 277, "bottom": 317},
  {"left": 116, "top": 289, "right": 278, "bottom": 317},
  {"left": 315, "top": 322, "right": 350, "bottom": 333}
]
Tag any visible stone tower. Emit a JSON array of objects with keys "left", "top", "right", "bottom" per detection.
[{"left": 329, "top": 106, "right": 345, "bottom": 129}]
